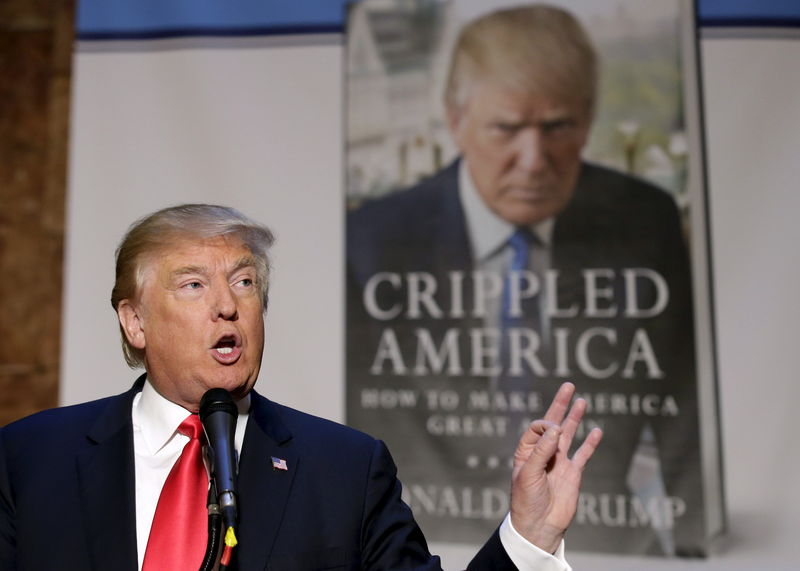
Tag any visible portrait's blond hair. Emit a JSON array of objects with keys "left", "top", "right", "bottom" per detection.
[
  {"left": 444, "top": 4, "right": 598, "bottom": 115},
  {"left": 110, "top": 204, "right": 274, "bottom": 368}
]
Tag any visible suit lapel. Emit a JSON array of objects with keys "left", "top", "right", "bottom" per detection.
[
  {"left": 72, "top": 379, "right": 299, "bottom": 570},
  {"left": 76, "top": 380, "right": 142, "bottom": 571},
  {"left": 235, "top": 391, "right": 298, "bottom": 570}
]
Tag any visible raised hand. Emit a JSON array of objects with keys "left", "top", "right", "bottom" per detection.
[{"left": 509, "top": 382, "right": 602, "bottom": 554}]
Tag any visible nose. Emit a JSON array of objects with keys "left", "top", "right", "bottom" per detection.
[
  {"left": 212, "top": 284, "right": 238, "bottom": 321},
  {"left": 514, "top": 128, "right": 548, "bottom": 174}
]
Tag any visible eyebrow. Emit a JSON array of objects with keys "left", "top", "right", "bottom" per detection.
[
  {"left": 169, "top": 257, "right": 257, "bottom": 280},
  {"left": 230, "top": 256, "right": 257, "bottom": 276},
  {"left": 171, "top": 265, "right": 208, "bottom": 278}
]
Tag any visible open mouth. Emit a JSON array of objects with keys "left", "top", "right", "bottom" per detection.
[
  {"left": 211, "top": 334, "right": 241, "bottom": 363},
  {"left": 215, "top": 337, "right": 236, "bottom": 354}
]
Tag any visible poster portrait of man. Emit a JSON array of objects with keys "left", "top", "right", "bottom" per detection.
[{"left": 345, "top": 0, "right": 722, "bottom": 557}]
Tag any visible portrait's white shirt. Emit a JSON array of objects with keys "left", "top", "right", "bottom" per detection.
[
  {"left": 131, "top": 379, "right": 569, "bottom": 570},
  {"left": 459, "top": 159, "right": 555, "bottom": 340}
]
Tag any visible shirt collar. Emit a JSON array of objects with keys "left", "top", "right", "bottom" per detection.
[
  {"left": 133, "top": 377, "right": 251, "bottom": 455},
  {"left": 458, "top": 159, "right": 554, "bottom": 263}
]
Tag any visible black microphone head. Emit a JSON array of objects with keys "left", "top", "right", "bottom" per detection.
[
  {"left": 199, "top": 387, "right": 239, "bottom": 530},
  {"left": 200, "top": 388, "right": 237, "bottom": 422}
]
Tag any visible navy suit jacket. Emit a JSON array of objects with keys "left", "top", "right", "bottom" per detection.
[{"left": 0, "top": 376, "right": 516, "bottom": 570}]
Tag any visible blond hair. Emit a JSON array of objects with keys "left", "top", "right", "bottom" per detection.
[
  {"left": 444, "top": 4, "right": 598, "bottom": 114},
  {"left": 111, "top": 204, "right": 274, "bottom": 368}
]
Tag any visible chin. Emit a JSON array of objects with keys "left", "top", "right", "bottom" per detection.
[
  {"left": 228, "top": 383, "right": 254, "bottom": 400},
  {"left": 225, "top": 372, "right": 258, "bottom": 394}
]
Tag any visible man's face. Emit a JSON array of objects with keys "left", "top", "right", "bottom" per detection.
[
  {"left": 449, "top": 82, "right": 591, "bottom": 226},
  {"left": 117, "top": 235, "right": 265, "bottom": 411}
]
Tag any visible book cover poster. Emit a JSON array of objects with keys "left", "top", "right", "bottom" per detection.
[{"left": 345, "top": 0, "right": 722, "bottom": 556}]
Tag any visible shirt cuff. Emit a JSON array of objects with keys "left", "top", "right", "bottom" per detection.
[{"left": 498, "top": 513, "right": 572, "bottom": 571}]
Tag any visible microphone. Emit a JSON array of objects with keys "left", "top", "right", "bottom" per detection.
[{"left": 200, "top": 388, "right": 239, "bottom": 532}]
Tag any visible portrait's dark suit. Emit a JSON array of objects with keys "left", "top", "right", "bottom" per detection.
[
  {"left": 346, "top": 160, "right": 704, "bottom": 555},
  {"left": 0, "top": 376, "right": 517, "bottom": 570}
]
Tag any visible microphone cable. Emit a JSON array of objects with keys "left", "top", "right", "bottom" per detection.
[{"left": 199, "top": 481, "right": 222, "bottom": 571}]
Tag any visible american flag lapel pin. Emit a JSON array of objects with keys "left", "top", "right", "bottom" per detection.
[{"left": 271, "top": 456, "right": 288, "bottom": 471}]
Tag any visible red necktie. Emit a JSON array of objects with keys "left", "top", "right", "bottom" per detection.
[{"left": 142, "top": 414, "right": 209, "bottom": 571}]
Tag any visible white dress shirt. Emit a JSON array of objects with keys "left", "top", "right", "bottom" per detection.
[{"left": 131, "top": 380, "right": 249, "bottom": 570}]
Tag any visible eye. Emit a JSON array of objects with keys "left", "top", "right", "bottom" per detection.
[
  {"left": 491, "top": 122, "right": 521, "bottom": 135},
  {"left": 233, "top": 277, "right": 255, "bottom": 289},
  {"left": 541, "top": 119, "right": 574, "bottom": 136},
  {"left": 184, "top": 281, "right": 203, "bottom": 290}
]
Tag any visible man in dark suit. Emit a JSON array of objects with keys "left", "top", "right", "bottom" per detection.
[
  {"left": 347, "top": 5, "right": 703, "bottom": 556},
  {"left": 0, "top": 203, "right": 600, "bottom": 570}
]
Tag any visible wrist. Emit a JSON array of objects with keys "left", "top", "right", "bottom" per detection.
[{"left": 509, "top": 511, "right": 563, "bottom": 554}]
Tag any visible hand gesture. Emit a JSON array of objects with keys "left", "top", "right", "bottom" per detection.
[{"left": 509, "top": 382, "right": 602, "bottom": 554}]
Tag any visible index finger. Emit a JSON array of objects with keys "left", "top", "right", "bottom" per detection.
[{"left": 543, "top": 382, "right": 576, "bottom": 425}]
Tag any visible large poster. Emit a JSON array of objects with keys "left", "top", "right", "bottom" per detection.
[{"left": 345, "top": 0, "right": 723, "bottom": 557}]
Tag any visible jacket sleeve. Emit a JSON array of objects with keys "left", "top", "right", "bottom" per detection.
[
  {"left": 359, "top": 439, "right": 443, "bottom": 570},
  {"left": 466, "top": 528, "right": 517, "bottom": 570},
  {"left": 360, "top": 439, "right": 518, "bottom": 570}
]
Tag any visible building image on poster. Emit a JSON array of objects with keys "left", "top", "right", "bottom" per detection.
[{"left": 345, "top": 0, "right": 723, "bottom": 557}]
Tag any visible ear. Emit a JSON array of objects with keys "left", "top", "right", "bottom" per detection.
[{"left": 117, "top": 299, "right": 146, "bottom": 350}]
